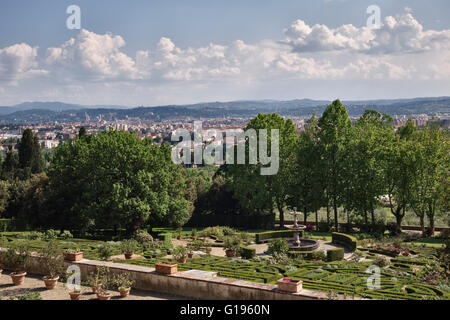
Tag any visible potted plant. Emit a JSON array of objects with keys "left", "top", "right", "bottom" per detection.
[
  {"left": 277, "top": 278, "right": 303, "bottom": 293},
  {"left": 173, "top": 245, "right": 188, "bottom": 263},
  {"left": 63, "top": 244, "right": 83, "bottom": 261},
  {"left": 69, "top": 289, "right": 81, "bottom": 300},
  {"left": 1, "top": 242, "right": 32, "bottom": 285},
  {"left": 86, "top": 266, "right": 106, "bottom": 293},
  {"left": 39, "top": 241, "right": 65, "bottom": 290},
  {"left": 120, "top": 239, "right": 139, "bottom": 259},
  {"left": 223, "top": 236, "right": 241, "bottom": 257},
  {"left": 176, "top": 227, "right": 182, "bottom": 240},
  {"left": 93, "top": 266, "right": 112, "bottom": 300},
  {"left": 191, "top": 229, "right": 197, "bottom": 240},
  {"left": 97, "top": 243, "right": 116, "bottom": 261},
  {"left": 112, "top": 272, "right": 134, "bottom": 298}
]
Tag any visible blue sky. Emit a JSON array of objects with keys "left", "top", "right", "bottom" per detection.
[{"left": 0, "top": 0, "right": 449, "bottom": 106}]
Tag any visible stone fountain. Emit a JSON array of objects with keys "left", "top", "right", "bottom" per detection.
[{"left": 286, "top": 209, "right": 319, "bottom": 251}]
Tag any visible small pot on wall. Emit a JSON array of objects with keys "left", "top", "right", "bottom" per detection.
[
  {"left": 124, "top": 253, "right": 133, "bottom": 259},
  {"left": 69, "top": 291, "right": 81, "bottom": 300},
  {"left": 96, "top": 291, "right": 112, "bottom": 300},
  {"left": 119, "top": 287, "right": 131, "bottom": 298},
  {"left": 43, "top": 275, "right": 59, "bottom": 290},
  {"left": 63, "top": 252, "right": 83, "bottom": 261},
  {"left": 187, "top": 252, "right": 194, "bottom": 259},
  {"left": 10, "top": 272, "right": 27, "bottom": 286},
  {"left": 225, "top": 249, "right": 236, "bottom": 257}
]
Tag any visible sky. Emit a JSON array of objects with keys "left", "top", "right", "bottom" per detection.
[{"left": 0, "top": 0, "right": 449, "bottom": 106}]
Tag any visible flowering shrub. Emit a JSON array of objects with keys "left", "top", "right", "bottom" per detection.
[
  {"left": 375, "top": 245, "right": 410, "bottom": 256},
  {"left": 306, "top": 224, "right": 314, "bottom": 232}
]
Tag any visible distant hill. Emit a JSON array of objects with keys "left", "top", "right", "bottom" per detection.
[{"left": 0, "top": 97, "right": 448, "bottom": 124}]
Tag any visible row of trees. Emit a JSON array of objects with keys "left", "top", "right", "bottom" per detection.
[{"left": 222, "top": 100, "right": 449, "bottom": 235}]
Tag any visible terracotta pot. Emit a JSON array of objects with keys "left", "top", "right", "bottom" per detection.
[
  {"left": 119, "top": 288, "right": 130, "bottom": 298},
  {"left": 225, "top": 249, "right": 236, "bottom": 257},
  {"left": 63, "top": 252, "right": 83, "bottom": 261},
  {"left": 277, "top": 278, "right": 303, "bottom": 293},
  {"left": 43, "top": 276, "right": 59, "bottom": 290},
  {"left": 69, "top": 291, "right": 81, "bottom": 300},
  {"left": 155, "top": 263, "right": 178, "bottom": 275},
  {"left": 177, "top": 257, "right": 187, "bottom": 264},
  {"left": 124, "top": 253, "right": 133, "bottom": 259},
  {"left": 96, "top": 291, "right": 112, "bottom": 300},
  {"left": 187, "top": 252, "right": 194, "bottom": 259},
  {"left": 10, "top": 272, "right": 26, "bottom": 286},
  {"left": 177, "top": 235, "right": 182, "bottom": 240}
]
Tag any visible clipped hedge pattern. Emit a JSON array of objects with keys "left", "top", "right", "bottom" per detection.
[
  {"left": 332, "top": 232, "right": 357, "bottom": 251},
  {"left": 239, "top": 246, "right": 256, "bottom": 259}
]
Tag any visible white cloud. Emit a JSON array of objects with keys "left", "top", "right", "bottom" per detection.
[
  {"left": 0, "top": 43, "right": 47, "bottom": 82},
  {"left": 45, "top": 29, "right": 140, "bottom": 80},
  {"left": 284, "top": 14, "right": 450, "bottom": 54}
]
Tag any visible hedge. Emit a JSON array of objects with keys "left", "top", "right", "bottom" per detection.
[
  {"left": 288, "top": 250, "right": 325, "bottom": 261},
  {"left": 332, "top": 232, "right": 357, "bottom": 251},
  {"left": 239, "top": 246, "right": 256, "bottom": 259},
  {"left": 256, "top": 230, "right": 302, "bottom": 243},
  {"left": 327, "top": 248, "right": 344, "bottom": 261},
  {"left": 0, "top": 219, "right": 12, "bottom": 232}
]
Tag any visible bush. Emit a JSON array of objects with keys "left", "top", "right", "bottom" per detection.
[
  {"left": 327, "top": 248, "right": 345, "bottom": 261},
  {"left": 112, "top": 272, "right": 134, "bottom": 291},
  {"left": 332, "top": 232, "right": 357, "bottom": 251},
  {"left": 121, "top": 239, "right": 139, "bottom": 254},
  {"left": 373, "top": 255, "right": 390, "bottom": 267},
  {"left": 440, "top": 229, "right": 450, "bottom": 239},
  {"left": 221, "top": 227, "right": 237, "bottom": 236},
  {"left": 39, "top": 241, "right": 64, "bottom": 278},
  {"left": 97, "top": 243, "right": 116, "bottom": 261},
  {"left": 239, "top": 246, "right": 256, "bottom": 259},
  {"left": 223, "top": 236, "right": 241, "bottom": 251},
  {"left": 1, "top": 242, "right": 32, "bottom": 273},
  {"left": 201, "top": 226, "right": 224, "bottom": 239},
  {"left": 43, "top": 229, "right": 58, "bottom": 240},
  {"left": 26, "top": 231, "right": 42, "bottom": 240},
  {"left": 60, "top": 230, "right": 73, "bottom": 240},
  {"left": 173, "top": 245, "right": 189, "bottom": 260},
  {"left": 318, "top": 220, "right": 332, "bottom": 232},
  {"left": 134, "top": 230, "right": 153, "bottom": 246},
  {"left": 267, "top": 239, "right": 289, "bottom": 256}
]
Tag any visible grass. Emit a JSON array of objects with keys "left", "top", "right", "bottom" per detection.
[{"left": 411, "top": 237, "right": 446, "bottom": 248}]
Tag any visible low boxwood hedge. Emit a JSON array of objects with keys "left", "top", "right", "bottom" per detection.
[
  {"left": 239, "top": 246, "right": 256, "bottom": 259},
  {"left": 327, "top": 248, "right": 345, "bottom": 261},
  {"left": 332, "top": 232, "right": 357, "bottom": 251},
  {"left": 255, "top": 230, "right": 301, "bottom": 243}
]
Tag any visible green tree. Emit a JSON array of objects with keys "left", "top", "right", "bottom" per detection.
[
  {"left": 228, "top": 113, "right": 298, "bottom": 227},
  {"left": 287, "top": 113, "right": 325, "bottom": 224},
  {"left": 18, "top": 129, "right": 43, "bottom": 175},
  {"left": 47, "top": 130, "right": 192, "bottom": 235},
  {"left": 318, "top": 100, "right": 352, "bottom": 231},
  {"left": 1, "top": 145, "right": 19, "bottom": 180}
]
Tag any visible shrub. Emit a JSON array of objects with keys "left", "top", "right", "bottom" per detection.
[
  {"left": 43, "top": 229, "right": 58, "bottom": 240},
  {"left": 134, "top": 230, "right": 153, "bottom": 246},
  {"left": 223, "top": 236, "right": 241, "bottom": 252},
  {"left": 327, "top": 248, "right": 345, "bottom": 261},
  {"left": 440, "top": 229, "right": 450, "bottom": 239},
  {"left": 112, "top": 272, "right": 134, "bottom": 291},
  {"left": 97, "top": 243, "right": 116, "bottom": 261},
  {"left": 201, "top": 226, "right": 224, "bottom": 239},
  {"left": 120, "top": 239, "right": 139, "bottom": 254},
  {"left": 161, "top": 233, "right": 173, "bottom": 248},
  {"left": 267, "top": 239, "right": 289, "bottom": 256},
  {"left": 173, "top": 245, "right": 189, "bottom": 260},
  {"left": 318, "top": 220, "right": 332, "bottom": 232},
  {"left": 332, "top": 232, "right": 357, "bottom": 251},
  {"left": 373, "top": 255, "right": 390, "bottom": 267},
  {"left": 288, "top": 250, "right": 326, "bottom": 261},
  {"left": 239, "top": 246, "right": 256, "bottom": 259},
  {"left": 39, "top": 241, "right": 64, "bottom": 278},
  {"left": 60, "top": 230, "right": 73, "bottom": 240},
  {"left": 26, "top": 231, "right": 43, "bottom": 240},
  {"left": 1, "top": 242, "right": 32, "bottom": 273}
]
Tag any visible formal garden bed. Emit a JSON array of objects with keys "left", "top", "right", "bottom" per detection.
[{"left": 0, "top": 227, "right": 448, "bottom": 300}]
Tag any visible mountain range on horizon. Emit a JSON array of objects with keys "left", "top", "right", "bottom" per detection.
[{"left": 0, "top": 97, "right": 449, "bottom": 125}]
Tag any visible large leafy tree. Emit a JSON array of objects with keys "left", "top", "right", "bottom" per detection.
[
  {"left": 287, "top": 113, "right": 325, "bottom": 224},
  {"left": 409, "top": 122, "right": 449, "bottom": 235},
  {"left": 318, "top": 100, "right": 352, "bottom": 231},
  {"left": 228, "top": 113, "right": 298, "bottom": 227},
  {"left": 47, "top": 130, "right": 192, "bottom": 235}
]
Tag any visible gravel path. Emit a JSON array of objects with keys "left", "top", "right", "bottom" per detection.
[{"left": 0, "top": 272, "right": 188, "bottom": 300}]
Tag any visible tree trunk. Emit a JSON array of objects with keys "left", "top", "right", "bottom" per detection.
[
  {"left": 419, "top": 215, "right": 425, "bottom": 236},
  {"left": 304, "top": 207, "right": 308, "bottom": 225},
  {"left": 326, "top": 202, "right": 330, "bottom": 225},
  {"left": 315, "top": 210, "right": 318, "bottom": 231},
  {"left": 277, "top": 202, "right": 284, "bottom": 229},
  {"left": 394, "top": 207, "right": 403, "bottom": 234},
  {"left": 371, "top": 209, "right": 375, "bottom": 227},
  {"left": 427, "top": 202, "right": 435, "bottom": 236},
  {"left": 333, "top": 197, "right": 338, "bottom": 232}
]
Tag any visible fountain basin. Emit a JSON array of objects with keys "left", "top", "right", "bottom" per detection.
[{"left": 288, "top": 238, "right": 319, "bottom": 251}]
